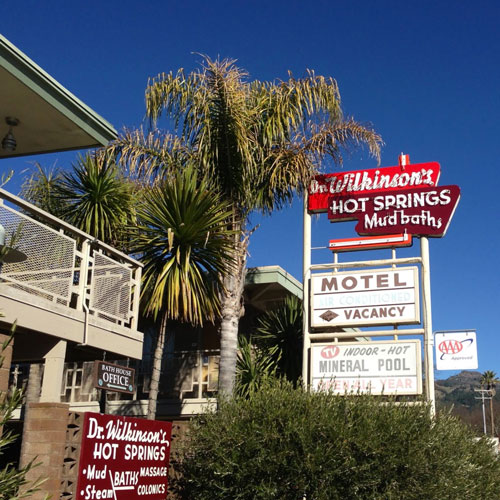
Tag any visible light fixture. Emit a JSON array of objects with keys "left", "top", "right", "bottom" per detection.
[{"left": 2, "top": 117, "right": 20, "bottom": 151}]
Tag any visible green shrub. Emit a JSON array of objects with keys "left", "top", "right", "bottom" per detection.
[{"left": 172, "top": 379, "right": 500, "bottom": 500}]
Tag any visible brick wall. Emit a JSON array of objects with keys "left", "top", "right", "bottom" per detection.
[{"left": 20, "top": 402, "right": 70, "bottom": 500}]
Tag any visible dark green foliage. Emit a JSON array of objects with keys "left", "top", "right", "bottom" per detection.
[
  {"left": 253, "top": 295, "right": 303, "bottom": 383},
  {"left": 235, "top": 296, "right": 303, "bottom": 398},
  {"left": 55, "top": 153, "right": 136, "bottom": 248},
  {"left": 172, "top": 380, "right": 500, "bottom": 500},
  {"left": 235, "top": 335, "right": 276, "bottom": 398}
]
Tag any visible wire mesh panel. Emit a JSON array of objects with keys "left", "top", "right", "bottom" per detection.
[
  {"left": 89, "top": 251, "right": 132, "bottom": 322},
  {"left": 0, "top": 205, "right": 76, "bottom": 305}
]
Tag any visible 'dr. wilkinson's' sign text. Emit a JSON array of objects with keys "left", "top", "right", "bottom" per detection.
[{"left": 308, "top": 162, "right": 441, "bottom": 213}]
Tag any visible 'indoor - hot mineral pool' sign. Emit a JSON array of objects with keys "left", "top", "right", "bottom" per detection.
[
  {"left": 311, "top": 340, "right": 422, "bottom": 395},
  {"left": 76, "top": 413, "right": 172, "bottom": 500}
]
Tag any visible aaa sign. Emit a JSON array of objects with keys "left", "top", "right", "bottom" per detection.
[{"left": 327, "top": 185, "right": 460, "bottom": 237}]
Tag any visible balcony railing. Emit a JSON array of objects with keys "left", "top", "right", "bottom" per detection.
[{"left": 0, "top": 187, "right": 142, "bottom": 330}]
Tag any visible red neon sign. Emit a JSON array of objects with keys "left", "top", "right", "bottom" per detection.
[
  {"left": 327, "top": 185, "right": 460, "bottom": 238},
  {"left": 308, "top": 162, "right": 441, "bottom": 213}
]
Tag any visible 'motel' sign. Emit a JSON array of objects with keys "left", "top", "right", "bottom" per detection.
[{"left": 76, "top": 413, "right": 172, "bottom": 500}]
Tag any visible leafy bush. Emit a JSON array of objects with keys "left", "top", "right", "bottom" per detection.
[{"left": 172, "top": 379, "right": 500, "bottom": 500}]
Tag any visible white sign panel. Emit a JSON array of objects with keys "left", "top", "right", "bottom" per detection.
[
  {"left": 435, "top": 330, "right": 478, "bottom": 370},
  {"left": 311, "top": 267, "right": 420, "bottom": 328},
  {"left": 311, "top": 340, "right": 422, "bottom": 395}
]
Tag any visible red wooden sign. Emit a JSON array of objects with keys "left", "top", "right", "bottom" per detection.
[
  {"left": 76, "top": 412, "right": 172, "bottom": 500},
  {"left": 308, "top": 162, "right": 441, "bottom": 213},
  {"left": 327, "top": 185, "right": 460, "bottom": 237}
]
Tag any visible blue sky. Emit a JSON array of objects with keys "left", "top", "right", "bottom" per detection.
[{"left": 1, "top": 1, "right": 499, "bottom": 378}]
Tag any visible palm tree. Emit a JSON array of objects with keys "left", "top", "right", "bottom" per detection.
[
  {"left": 20, "top": 162, "right": 67, "bottom": 217},
  {"left": 56, "top": 153, "right": 136, "bottom": 249},
  {"left": 108, "top": 56, "right": 383, "bottom": 395},
  {"left": 21, "top": 153, "right": 136, "bottom": 250},
  {"left": 481, "top": 370, "right": 499, "bottom": 436},
  {"left": 132, "top": 167, "right": 235, "bottom": 419}
]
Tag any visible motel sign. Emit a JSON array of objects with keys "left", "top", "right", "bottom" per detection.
[{"left": 311, "top": 267, "right": 420, "bottom": 328}]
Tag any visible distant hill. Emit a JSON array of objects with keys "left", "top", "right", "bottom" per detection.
[
  {"left": 436, "top": 370, "right": 482, "bottom": 407},
  {"left": 435, "top": 370, "right": 500, "bottom": 435}
]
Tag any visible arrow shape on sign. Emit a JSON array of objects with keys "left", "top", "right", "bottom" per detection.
[{"left": 327, "top": 185, "right": 460, "bottom": 238}]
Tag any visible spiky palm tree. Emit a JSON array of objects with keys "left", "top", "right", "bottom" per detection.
[
  {"left": 56, "top": 153, "right": 136, "bottom": 249},
  {"left": 21, "top": 153, "right": 136, "bottom": 250},
  {"left": 481, "top": 370, "right": 499, "bottom": 436},
  {"left": 108, "top": 56, "right": 383, "bottom": 395},
  {"left": 132, "top": 167, "right": 235, "bottom": 419}
]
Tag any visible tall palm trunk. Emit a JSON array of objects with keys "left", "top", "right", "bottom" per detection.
[
  {"left": 218, "top": 233, "right": 247, "bottom": 396},
  {"left": 147, "top": 314, "right": 167, "bottom": 420}
]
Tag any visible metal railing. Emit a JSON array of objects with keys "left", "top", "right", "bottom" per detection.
[{"left": 0, "top": 187, "right": 142, "bottom": 330}]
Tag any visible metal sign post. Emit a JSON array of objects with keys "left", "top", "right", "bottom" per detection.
[
  {"left": 302, "top": 192, "right": 312, "bottom": 386},
  {"left": 420, "top": 236, "right": 436, "bottom": 415}
]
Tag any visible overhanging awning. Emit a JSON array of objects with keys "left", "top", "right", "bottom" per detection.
[{"left": 0, "top": 35, "right": 117, "bottom": 159}]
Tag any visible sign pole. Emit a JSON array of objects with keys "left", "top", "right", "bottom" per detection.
[
  {"left": 302, "top": 193, "right": 311, "bottom": 386},
  {"left": 99, "top": 389, "right": 106, "bottom": 414},
  {"left": 421, "top": 235, "right": 436, "bottom": 415}
]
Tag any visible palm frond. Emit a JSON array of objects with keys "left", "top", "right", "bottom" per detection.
[
  {"left": 142, "top": 56, "right": 383, "bottom": 218},
  {"left": 253, "top": 295, "right": 303, "bottom": 382},
  {"left": 106, "top": 128, "right": 189, "bottom": 182},
  {"left": 235, "top": 335, "right": 277, "bottom": 398},
  {"left": 19, "top": 162, "right": 66, "bottom": 217},
  {"left": 304, "top": 118, "right": 383, "bottom": 166}
]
